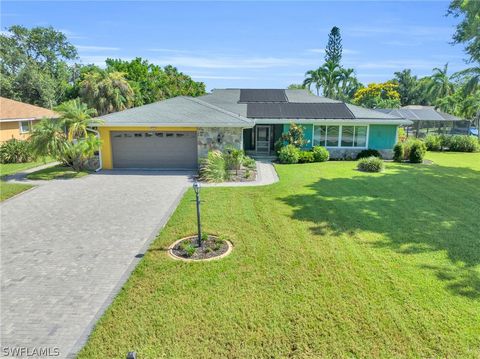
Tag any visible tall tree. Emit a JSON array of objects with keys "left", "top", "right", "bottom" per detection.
[
  {"left": 318, "top": 60, "right": 343, "bottom": 98},
  {"left": 427, "top": 63, "right": 455, "bottom": 99},
  {"left": 0, "top": 26, "right": 77, "bottom": 107},
  {"left": 77, "top": 70, "right": 134, "bottom": 115},
  {"left": 303, "top": 69, "right": 323, "bottom": 95},
  {"left": 448, "top": 0, "right": 480, "bottom": 63},
  {"left": 353, "top": 82, "right": 401, "bottom": 109},
  {"left": 393, "top": 69, "right": 421, "bottom": 106},
  {"left": 325, "top": 26, "right": 343, "bottom": 65}
]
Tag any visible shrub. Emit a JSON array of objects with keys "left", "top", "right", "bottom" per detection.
[
  {"left": 182, "top": 243, "right": 196, "bottom": 257},
  {"left": 281, "top": 123, "right": 309, "bottom": 148},
  {"left": 199, "top": 150, "right": 228, "bottom": 182},
  {"left": 312, "top": 146, "right": 329, "bottom": 162},
  {"left": 356, "top": 149, "right": 382, "bottom": 160},
  {"left": 223, "top": 147, "right": 244, "bottom": 174},
  {"left": 243, "top": 156, "right": 256, "bottom": 170},
  {"left": 424, "top": 134, "right": 442, "bottom": 151},
  {"left": 448, "top": 135, "right": 480, "bottom": 152},
  {"left": 393, "top": 143, "right": 404, "bottom": 162},
  {"left": 278, "top": 144, "right": 300, "bottom": 164},
  {"left": 357, "top": 156, "right": 384, "bottom": 172},
  {"left": 439, "top": 134, "right": 451, "bottom": 149},
  {"left": 0, "top": 139, "right": 35, "bottom": 164},
  {"left": 298, "top": 151, "right": 315, "bottom": 163},
  {"left": 409, "top": 140, "right": 427, "bottom": 163},
  {"left": 274, "top": 138, "right": 285, "bottom": 154}
]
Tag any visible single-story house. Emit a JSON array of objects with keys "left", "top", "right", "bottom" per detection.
[
  {"left": 0, "top": 97, "right": 58, "bottom": 142},
  {"left": 93, "top": 89, "right": 411, "bottom": 170},
  {"left": 377, "top": 105, "right": 469, "bottom": 137}
]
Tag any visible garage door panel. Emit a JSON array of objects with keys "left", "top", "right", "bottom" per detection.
[{"left": 111, "top": 131, "right": 198, "bottom": 169}]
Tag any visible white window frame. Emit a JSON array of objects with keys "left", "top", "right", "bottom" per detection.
[
  {"left": 19, "top": 120, "right": 32, "bottom": 134},
  {"left": 312, "top": 124, "right": 369, "bottom": 149}
]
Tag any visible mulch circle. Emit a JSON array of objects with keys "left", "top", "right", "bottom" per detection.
[{"left": 168, "top": 235, "right": 233, "bottom": 261}]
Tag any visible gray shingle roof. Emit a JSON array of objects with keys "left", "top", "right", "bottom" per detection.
[
  {"left": 96, "top": 96, "right": 253, "bottom": 127},
  {"left": 96, "top": 89, "right": 410, "bottom": 127}
]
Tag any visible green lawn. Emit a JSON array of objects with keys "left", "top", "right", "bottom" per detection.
[
  {"left": 0, "top": 158, "right": 53, "bottom": 201},
  {"left": 26, "top": 165, "right": 88, "bottom": 180},
  {"left": 0, "top": 157, "right": 53, "bottom": 177},
  {"left": 78, "top": 152, "right": 480, "bottom": 358}
]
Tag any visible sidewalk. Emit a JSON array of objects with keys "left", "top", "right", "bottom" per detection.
[{"left": 203, "top": 160, "right": 279, "bottom": 187}]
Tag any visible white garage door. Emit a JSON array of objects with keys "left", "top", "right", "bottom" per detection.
[{"left": 111, "top": 131, "right": 198, "bottom": 169}]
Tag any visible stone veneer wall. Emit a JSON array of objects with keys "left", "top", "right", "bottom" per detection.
[
  {"left": 328, "top": 148, "right": 394, "bottom": 160},
  {"left": 197, "top": 127, "right": 243, "bottom": 158}
]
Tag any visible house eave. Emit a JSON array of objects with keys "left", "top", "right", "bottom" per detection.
[
  {"left": 94, "top": 122, "right": 254, "bottom": 128},
  {"left": 253, "top": 118, "right": 413, "bottom": 125}
]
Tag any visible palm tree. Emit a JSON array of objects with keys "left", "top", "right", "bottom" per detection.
[
  {"left": 78, "top": 71, "right": 134, "bottom": 115},
  {"left": 337, "top": 67, "right": 361, "bottom": 101},
  {"left": 318, "top": 60, "right": 343, "bottom": 98},
  {"left": 452, "top": 65, "right": 480, "bottom": 95},
  {"left": 29, "top": 118, "right": 67, "bottom": 159},
  {"left": 427, "top": 63, "right": 455, "bottom": 99},
  {"left": 303, "top": 68, "right": 323, "bottom": 95},
  {"left": 55, "top": 99, "right": 99, "bottom": 141}
]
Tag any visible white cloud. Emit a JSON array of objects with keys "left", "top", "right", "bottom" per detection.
[
  {"left": 348, "top": 25, "right": 453, "bottom": 39},
  {"left": 76, "top": 45, "right": 120, "bottom": 51}
]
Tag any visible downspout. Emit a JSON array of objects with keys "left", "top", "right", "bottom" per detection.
[{"left": 88, "top": 128, "right": 103, "bottom": 172}]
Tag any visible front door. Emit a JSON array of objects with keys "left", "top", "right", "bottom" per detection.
[{"left": 256, "top": 125, "right": 271, "bottom": 154}]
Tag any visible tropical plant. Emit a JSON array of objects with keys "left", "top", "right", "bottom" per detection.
[
  {"left": 77, "top": 70, "right": 135, "bottom": 115},
  {"left": 281, "top": 123, "right": 308, "bottom": 148},
  {"left": 0, "top": 139, "right": 35, "bottom": 163},
  {"left": 199, "top": 150, "right": 228, "bottom": 183},
  {"left": 393, "top": 69, "right": 421, "bottom": 106},
  {"left": 319, "top": 60, "right": 344, "bottom": 99},
  {"left": 448, "top": 0, "right": 480, "bottom": 63},
  {"left": 303, "top": 68, "right": 323, "bottom": 95},
  {"left": 29, "top": 119, "right": 67, "bottom": 159},
  {"left": 312, "top": 146, "right": 330, "bottom": 162},
  {"left": 427, "top": 63, "right": 455, "bottom": 99},
  {"left": 424, "top": 134, "right": 443, "bottom": 151},
  {"left": 279, "top": 145, "right": 300, "bottom": 164},
  {"left": 224, "top": 147, "right": 244, "bottom": 175},
  {"left": 357, "top": 156, "right": 384, "bottom": 172},
  {"left": 55, "top": 99, "right": 99, "bottom": 140}
]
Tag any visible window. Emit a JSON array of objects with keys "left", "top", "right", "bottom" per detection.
[
  {"left": 326, "top": 126, "right": 339, "bottom": 147},
  {"left": 341, "top": 126, "right": 354, "bottom": 147},
  {"left": 166, "top": 133, "right": 174, "bottom": 137},
  {"left": 124, "top": 133, "right": 133, "bottom": 137},
  {"left": 134, "top": 133, "right": 143, "bottom": 137},
  {"left": 176, "top": 133, "right": 184, "bottom": 137},
  {"left": 145, "top": 132, "right": 153, "bottom": 137},
  {"left": 313, "top": 125, "right": 368, "bottom": 148},
  {"left": 313, "top": 126, "right": 326, "bottom": 146},
  {"left": 354, "top": 126, "right": 367, "bottom": 147},
  {"left": 113, "top": 133, "right": 122, "bottom": 138},
  {"left": 19, "top": 121, "right": 30, "bottom": 133},
  {"left": 155, "top": 132, "right": 164, "bottom": 137}
]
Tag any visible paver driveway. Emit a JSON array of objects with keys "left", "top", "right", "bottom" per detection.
[{"left": 1, "top": 171, "right": 192, "bottom": 358}]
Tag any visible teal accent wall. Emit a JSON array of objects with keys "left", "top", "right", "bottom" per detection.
[
  {"left": 368, "top": 125, "right": 398, "bottom": 149},
  {"left": 283, "top": 123, "right": 313, "bottom": 149}
]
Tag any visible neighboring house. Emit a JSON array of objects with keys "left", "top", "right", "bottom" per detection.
[
  {"left": 377, "top": 105, "right": 466, "bottom": 137},
  {"left": 0, "top": 97, "right": 58, "bottom": 142},
  {"left": 93, "top": 89, "right": 411, "bottom": 170}
]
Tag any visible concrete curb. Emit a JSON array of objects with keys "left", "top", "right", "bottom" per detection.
[{"left": 167, "top": 236, "right": 233, "bottom": 262}]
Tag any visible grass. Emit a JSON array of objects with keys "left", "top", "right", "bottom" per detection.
[
  {"left": 0, "top": 158, "right": 53, "bottom": 201},
  {"left": 0, "top": 157, "right": 53, "bottom": 177},
  {"left": 0, "top": 182, "right": 33, "bottom": 201},
  {"left": 78, "top": 152, "right": 480, "bottom": 358},
  {"left": 26, "top": 165, "right": 88, "bottom": 180}
]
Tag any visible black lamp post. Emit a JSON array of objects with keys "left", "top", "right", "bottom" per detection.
[{"left": 193, "top": 180, "right": 202, "bottom": 247}]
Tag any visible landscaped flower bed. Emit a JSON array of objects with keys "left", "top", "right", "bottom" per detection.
[{"left": 169, "top": 235, "right": 232, "bottom": 261}]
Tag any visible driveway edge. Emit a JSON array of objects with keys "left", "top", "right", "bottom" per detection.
[{"left": 67, "top": 185, "right": 189, "bottom": 358}]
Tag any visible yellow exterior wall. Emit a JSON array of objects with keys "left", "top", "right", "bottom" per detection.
[
  {"left": 98, "top": 126, "right": 197, "bottom": 169},
  {"left": 0, "top": 120, "right": 40, "bottom": 142}
]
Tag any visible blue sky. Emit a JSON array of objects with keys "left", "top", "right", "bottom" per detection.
[{"left": 2, "top": 1, "right": 468, "bottom": 90}]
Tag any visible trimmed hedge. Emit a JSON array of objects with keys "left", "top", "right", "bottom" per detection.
[
  {"left": 298, "top": 151, "right": 315, "bottom": 163},
  {"left": 393, "top": 143, "right": 404, "bottom": 162},
  {"left": 279, "top": 145, "right": 300, "bottom": 164},
  {"left": 312, "top": 146, "right": 329, "bottom": 162},
  {"left": 357, "top": 156, "right": 384, "bottom": 172},
  {"left": 409, "top": 140, "right": 427, "bottom": 163}
]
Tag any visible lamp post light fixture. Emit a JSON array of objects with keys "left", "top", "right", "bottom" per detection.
[{"left": 193, "top": 180, "right": 202, "bottom": 247}]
